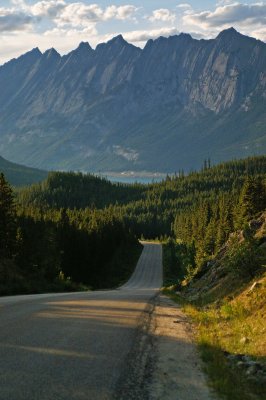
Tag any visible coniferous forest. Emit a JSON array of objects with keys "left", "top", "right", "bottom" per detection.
[{"left": 1, "top": 156, "right": 266, "bottom": 295}]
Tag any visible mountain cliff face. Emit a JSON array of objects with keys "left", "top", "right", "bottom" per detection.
[{"left": 0, "top": 28, "right": 265, "bottom": 172}]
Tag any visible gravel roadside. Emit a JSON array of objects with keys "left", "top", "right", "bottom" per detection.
[{"left": 149, "top": 294, "right": 218, "bottom": 400}]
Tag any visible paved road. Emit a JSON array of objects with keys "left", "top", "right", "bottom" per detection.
[{"left": 0, "top": 243, "right": 162, "bottom": 400}]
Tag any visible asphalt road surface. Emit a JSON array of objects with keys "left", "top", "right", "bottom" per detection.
[{"left": 0, "top": 243, "right": 162, "bottom": 400}]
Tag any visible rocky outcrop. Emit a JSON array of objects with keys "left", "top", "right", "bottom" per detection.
[{"left": 224, "top": 352, "right": 266, "bottom": 384}]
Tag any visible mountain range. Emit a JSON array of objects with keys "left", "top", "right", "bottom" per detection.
[{"left": 0, "top": 28, "right": 265, "bottom": 172}]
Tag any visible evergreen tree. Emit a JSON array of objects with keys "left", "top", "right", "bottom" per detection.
[
  {"left": 236, "top": 176, "right": 266, "bottom": 227},
  {"left": 0, "top": 173, "right": 16, "bottom": 258}
]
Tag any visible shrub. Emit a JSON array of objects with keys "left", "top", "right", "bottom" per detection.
[{"left": 225, "top": 239, "right": 261, "bottom": 279}]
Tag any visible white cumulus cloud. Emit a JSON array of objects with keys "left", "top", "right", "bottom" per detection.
[
  {"left": 149, "top": 8, "right": 176, "bottom": 23},
  {"left": 55, "top": 3, "right": 103, "bottom": 27},
  {"left": 6, "top": 1, "right": 138, "bottom": 29},
  {"left": 104, "top": 5, "right": 138, "bottom": 21},
  {"left": 31, "top": 0, "right": 66, "bottom": 18},
  {"left": 54, "top": 3, "right": 138, "bottom": 28},
  {"left": 184, "top": 2, "right": 266, "bottom": 28}
]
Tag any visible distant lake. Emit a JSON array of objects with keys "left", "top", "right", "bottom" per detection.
[{"left": 101, "top": 173, "right": 167, "bottom": 185}]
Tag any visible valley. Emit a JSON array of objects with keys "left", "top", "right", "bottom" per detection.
[
  {"left": 0, "top": 155, "right": 265, "bottom": 400},
  {"left": 0, "top": 23, "right": 265, "bottom": 400}
]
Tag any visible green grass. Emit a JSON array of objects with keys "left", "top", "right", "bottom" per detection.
[
  {"left": 162, "top": 243, "right": 266, "bottom": 400},
  {"left": 198, "top": 341, "right": 265, "bottom": 400}
]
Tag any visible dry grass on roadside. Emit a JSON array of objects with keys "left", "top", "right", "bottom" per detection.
[{"left": 163, "top": 272, "right": 266, "bottom": 400}]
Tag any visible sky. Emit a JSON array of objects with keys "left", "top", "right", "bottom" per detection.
[{"left": 0, "top": 1, "right": 265, "bottom": 64}]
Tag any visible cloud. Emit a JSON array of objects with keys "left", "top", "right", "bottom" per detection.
[
  {"left": 0, "top": 7, "right": 33, "bottom": 32},
  {"left": 4, "top": 2, "right": 138, "bottom": 31},
  {"left": 55, "top": 3, "right": 103, "bottom": 27},
  {"left": 251, "top": 25, "right": 266, "bottom": 41},
  {"left": 176, "top": 3, "right": 191, "bottom": 8},
  {"left": 176, "top": 4, "right": 192, "bottom": 10},
  {"left": 44, "top": 25, "right": 97, "bottom": 38},
  {"left": 104, "top": 5, "right": 138, "bottom": 21},
  {"left": 149, "top": 9, "right": 176, "bottom": 23},
  {"left": 216, "top": 1, "right": 234, "bottom": 5},
  {"left": 176, "top": 3, "right": 193, "bottom": 15},
  {"left": 31, "top": 0, "right": 66, "bottom": 18},
  {"left": 10, "top": 0, "right": 28, "bottom": 10},
  {"left": 31, "top": 1, "right": 138, "bottom": 27},
  {"left": 184, "top": 2, "right": 266, "bottom": 29},
  {"left": 54, "top": 3, "right": 138, "bottom": 28}
]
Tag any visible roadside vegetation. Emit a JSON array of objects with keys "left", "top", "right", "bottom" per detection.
[
  {"left": 162, "top": 176, "right": 266, "bottom": 399},
  {"left": 163, "top": 256, "right": 266, "bottom": 399}
]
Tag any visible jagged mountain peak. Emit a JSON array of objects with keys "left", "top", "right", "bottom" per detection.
[
  {"left": 217, "top": 27, "right": 239, "bottom": 37},
  {"left": 1, "top": 46, "right": 42, "bottom": 68},
  {"left": 28, "top": 47, "right": 42, "bottom": 56},
  {"left": 76, "top": 41, "right": 93, "bottom": 52},
  {"left": 215, "top": 27, "right": 265, "bottom": 52},
  {"left": 18, "top": 47, "right": 43, "bottom": 62},
  {"left": 43, "top": 48, "right": 61, "bottom": 60},
  {"left": 95, "top": 34, "right": 139, "bottom": 53},
  {"left": 144, "top": 32, "right": 193, "bottom": 50},
  {"left": 108, "top": 34, "right": 127, "bottom": 45},
  {"left": 177, "top": 32, "right": 193, "bottom": 40},
  {"left": 62, "top": 41, "right": 93, "bottom": 63},
  {"left": 215, "top": 27, "right": 250, "bottom": 43}
]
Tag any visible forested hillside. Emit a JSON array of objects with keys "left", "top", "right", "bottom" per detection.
[
  {"left": 0, "top": 173, "right": 141, "bottom": 294},
  {"left": 18, "top": 156, "right": 266, "bottom": 238},
  {"left": 1, "top": 155, "right": 265, "bottom": 295},
  {"left": 17, "top": 171, "right": 146, "bottom": 209}
]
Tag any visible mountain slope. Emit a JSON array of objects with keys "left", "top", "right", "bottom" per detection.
[
  {"left": 0, "top": 28, "right": 265, "bottom": 172},
  {"left": 0, "top": 155, "right": 47, "bottom": 187}
]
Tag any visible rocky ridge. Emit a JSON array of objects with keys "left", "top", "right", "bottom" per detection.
[{"left": 0, "top": 28, "right": 265, "bottom": 172}]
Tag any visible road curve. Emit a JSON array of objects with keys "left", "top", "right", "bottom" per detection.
[{"left": 0, "top": 243, "right": 162, "bottom": 400}]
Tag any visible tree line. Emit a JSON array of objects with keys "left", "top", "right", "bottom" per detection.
[
  {"left": 0, "top": 173, "right": 141, "bottom": 294},
  {"left": 1, "top": 156, "right": 266, "bottom": 294}
]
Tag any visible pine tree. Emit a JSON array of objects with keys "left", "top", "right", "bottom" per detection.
[
  {"left": 237, "top": 176, "right": 266, "bottom": 227},
  {"left": 0, "top": 173, "right": 17, "bottom": 258}
]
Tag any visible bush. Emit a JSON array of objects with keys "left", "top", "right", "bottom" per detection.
[{"left": 225, "top": 239, "right": 261, "bottom": 279}]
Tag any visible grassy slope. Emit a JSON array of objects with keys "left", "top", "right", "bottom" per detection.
[
  {"left": 0, "top": 155, "right": 48, "bottom": 187},
  {"left": 182, "top": 274, "right": 266, "bottom": 400},
  {"left": 163, "top": 215, "right": 266, "bottom": 400}
]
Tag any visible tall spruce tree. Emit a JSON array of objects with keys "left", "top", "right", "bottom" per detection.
[
  {"left": 0, "top": 173, "right": 16, "bottom": 258},
  {"left": 237, "top": 176, "right": 266, "bottom": 227}
]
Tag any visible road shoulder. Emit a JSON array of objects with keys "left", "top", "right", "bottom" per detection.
[{"left": 149, "top": 294, "right": 218, "bottom": 400}]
